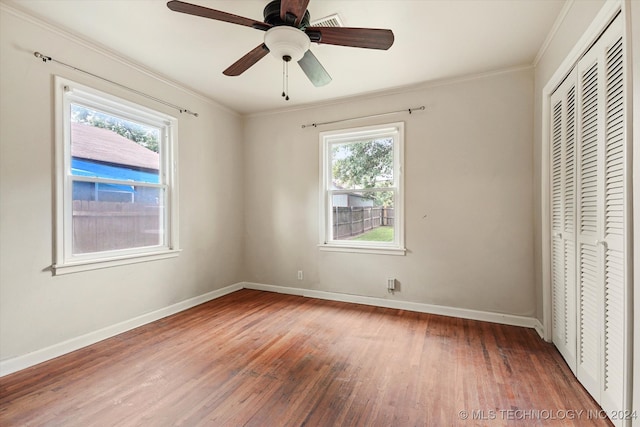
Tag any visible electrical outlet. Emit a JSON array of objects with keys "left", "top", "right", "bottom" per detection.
[
  {"left": 297, "top": 270, "right": 304, "bottom": 280},
  {"left": 387, "top": 278, "right": 396, "bottom": 292}
]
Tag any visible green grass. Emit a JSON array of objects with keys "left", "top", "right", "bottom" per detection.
[{"left": 350, "top": 226, "right": 394, "bottom": 242}]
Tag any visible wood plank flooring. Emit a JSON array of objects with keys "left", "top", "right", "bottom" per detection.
[{"left": 0, "top": 289, "right": 612, "bottom": 426}]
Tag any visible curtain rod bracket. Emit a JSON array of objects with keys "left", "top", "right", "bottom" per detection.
[
  {"left": 34, "top": 52, "right": 51, "bottom": 62},
  {"left": 179, "top": 109, "right": 199, "bottom": 117}
]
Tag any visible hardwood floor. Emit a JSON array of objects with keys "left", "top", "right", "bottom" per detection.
[{"left": 0, "top": 289, "right": 611, "bottom": 426}]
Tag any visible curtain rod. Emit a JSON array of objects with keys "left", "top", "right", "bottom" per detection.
[
  {"left": 301, "top": 106, "right": 425, "bottom": 129},
  {"left": 34, "top": 52, "right": 199, "bottom": 117}
]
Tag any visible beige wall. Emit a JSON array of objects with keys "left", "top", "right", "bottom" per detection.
[
  {"left": 244, "top": 68, "right": 536, "bottom": 316},
  {"left": 0, "top": 7, "right": 245, "bottom": 361}
]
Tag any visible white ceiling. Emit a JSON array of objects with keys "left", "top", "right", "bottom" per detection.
[{"left": 8, "top": 0, "right": 566, "bottom": 114}]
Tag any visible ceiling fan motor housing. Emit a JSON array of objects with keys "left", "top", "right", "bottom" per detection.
[{"left": 263, "top": 0, "right": 310, "bottom": 28}]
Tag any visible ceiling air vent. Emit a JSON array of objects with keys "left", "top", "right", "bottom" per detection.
[{"left": 310, "top": 13, "right": 343, "bottom": 27}]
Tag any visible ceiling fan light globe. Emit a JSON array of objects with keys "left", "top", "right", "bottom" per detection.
[{"left": 264, "top": 26, "right": 310, "bottom": 62}]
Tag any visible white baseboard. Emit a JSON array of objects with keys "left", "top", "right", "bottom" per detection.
[
  {"left": 1, "top": 281, "right": 544, "bottom": 377},
  {"left": 244, "top": 282, "right": 543, "bottom": 331},
  {"left": 0, "top": 282, "right": 243, "bottom": 377}
]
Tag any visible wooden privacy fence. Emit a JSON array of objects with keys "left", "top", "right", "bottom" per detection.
[
  {"left": 72, "top": 200, "right": 161, "bottom": 253},
  {"left": 333, "top": 206, "right": 394, "bottom": 239}
]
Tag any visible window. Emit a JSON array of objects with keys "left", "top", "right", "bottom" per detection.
[
  {"left": 319, "top": 122, "right": 405, "bottom": 255},
  {"left": 54, "top": 77, "right": 179, "bottom": 274}
]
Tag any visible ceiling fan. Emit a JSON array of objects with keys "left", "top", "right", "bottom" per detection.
[{"left": 167, "top": 0, "right": 395, "bottom": 99}]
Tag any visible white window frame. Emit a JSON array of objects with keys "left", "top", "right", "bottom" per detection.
[
  {"left": 319, "top": 122, "right": 405, "bottom": 255},
  {"left": 53, "top": 76, "right": 180, "bottom": 275}
]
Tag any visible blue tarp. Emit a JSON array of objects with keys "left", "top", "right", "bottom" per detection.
[
  {"left": 72, "top": 157, "right": 159, "bottom": 196},
  {"left": 72, "top": 158, "right": 159, "bottom": 193}
]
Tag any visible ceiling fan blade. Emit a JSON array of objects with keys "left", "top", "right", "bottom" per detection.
[
  {"left": 167, "top": 1, "right": 271, "bottom": 31},
  {"left": 280, "top": 0, "right": 310, "bottom": 26},
  {"left": 223, "top": 44, "right": 270, "bottom": 76},
  {"left": 298, "top": 50, "right": 331, "bottom": 87},
  {"left": 306, "top": 27, "right": 394, "bottom": 50}
]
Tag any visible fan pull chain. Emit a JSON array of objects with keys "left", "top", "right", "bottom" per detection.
[
  {"left": 282, "top": 55, "right": 291, "bottom": 101},
  {"left": 282, "top": 59, "right": 286, "bottom": 98}
]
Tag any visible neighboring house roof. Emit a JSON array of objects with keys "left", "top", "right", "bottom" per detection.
[{"left": 71, "top": 122, "right": 159, "bottom": 171}]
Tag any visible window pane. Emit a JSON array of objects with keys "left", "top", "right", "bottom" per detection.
[
  {"left": 331, "top": 191, "right": 394, "bottom": 242},
  {"left": 72, "top": 182, "right": 164, "bottom": 254},
  {"left": 70, "top": 104, "right": 160, "bottom": 184},
  {"left": 331, "top": 138, "right": 393, "bottom": 190}
]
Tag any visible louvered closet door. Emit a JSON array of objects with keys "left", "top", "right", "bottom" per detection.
[
  {"left": 575, "top": 37, "right": 602, "bottom": 401},
  {"left": 550, "top": 70, "right": 577, "bottom": 372},
  {"left": 575, "top": 14, "right": 627, "bottom": 421},
  {"left": 599, "top": 17, "right": 625, "bottom": 417}
]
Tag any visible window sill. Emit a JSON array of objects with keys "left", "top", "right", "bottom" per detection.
[
  {"left": 318, "top": 244, "right": 406, "bottom": 256},
  {"left": 52, "top": 249, "right": 181, "bottom": 275}
]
